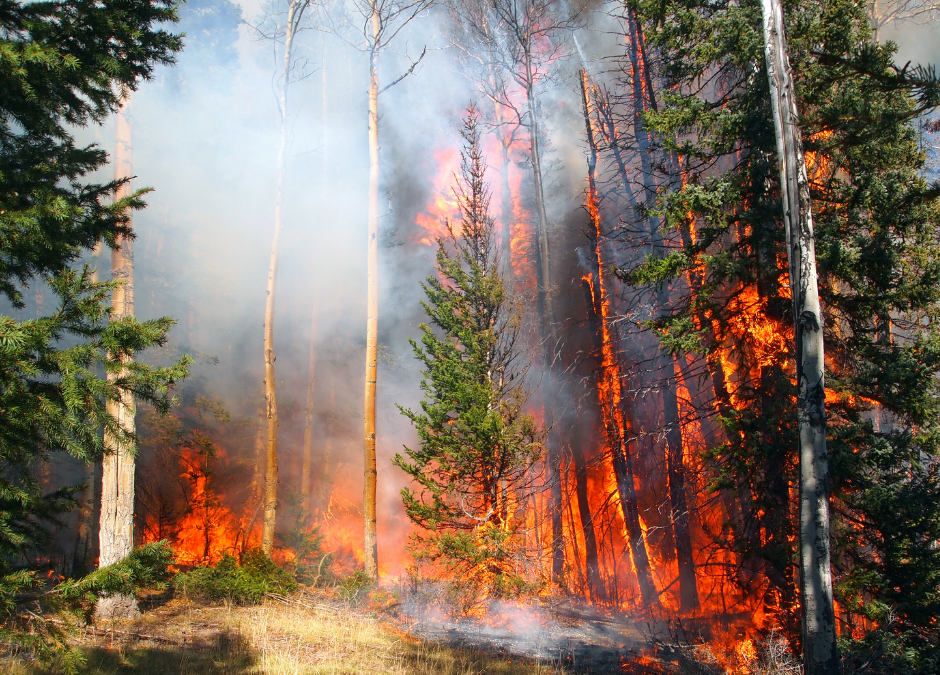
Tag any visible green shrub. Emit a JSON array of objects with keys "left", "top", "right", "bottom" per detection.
[
  {"left": 0, "top": 542, "right": 175, "bottom": 673},
  {"left": 175, "top": 549, "right": 296, "bottom": 605}
]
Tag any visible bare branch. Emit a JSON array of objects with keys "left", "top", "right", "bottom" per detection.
[{"left": 378, "top": 45, "right": 427, "bottom": 94}]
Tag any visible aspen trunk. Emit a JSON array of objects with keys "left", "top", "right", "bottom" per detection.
[
  {"left": 362, "top": 5, "right": 380, "bottom": 581},
  {"left": 261, "top": 0, "right": 303, "bottom": 555},
  {"left": 97, "top": 102, "right": 139, "bottom": 620},
  {"left": 301, "top": 285, "right": 320, "bottom": 522},
  {"left": 760, "top": 1, "right": 838, "bottom": 670},
  {"left": 523, "top": 49, "right": 562, "bottom": 584}
]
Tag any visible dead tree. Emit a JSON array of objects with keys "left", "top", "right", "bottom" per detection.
[
  {"left": 579, "top": 72, "right": 660, "bottom": 609},
  {"left": 867, "top": 0, "right": 940, "bottom": 39}
]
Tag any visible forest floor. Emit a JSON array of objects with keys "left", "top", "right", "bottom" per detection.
[{"left": 0, "top": 588, "right": 726, "bottom": 674}]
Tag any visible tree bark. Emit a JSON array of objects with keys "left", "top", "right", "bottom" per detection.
[
  {"left": 761, "top": 1, "right": 838, "bottom": 671},
  {"left": 363, "top": 4, "right": 380, "bottom": 581},
  {"left": 622, "top": 15, "right": 702, "bottom": 610},
  {"left": 661, "top": 360, "right": 699, "bottom": 611},
  {"left": 97, "top": 100, "right": 139, "bottom": 620}
]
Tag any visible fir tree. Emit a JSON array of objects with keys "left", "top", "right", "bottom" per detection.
[
  {"left": 0, "top": 0, "right": 189, "bottom": 605},
  {"left": 394, "top": 108, "right": 542, "bottom": 602},
  {"left": 624, "top": 0, "right": 940, "bottom": 668}
]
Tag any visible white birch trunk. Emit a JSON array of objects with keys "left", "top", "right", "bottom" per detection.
[{"left": 760, "top": 2, "right": 839, "bottom": 671}]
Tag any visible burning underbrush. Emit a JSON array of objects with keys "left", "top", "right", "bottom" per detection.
[{"left": 390, "top": 580, "right": 803, "bottom": 675}]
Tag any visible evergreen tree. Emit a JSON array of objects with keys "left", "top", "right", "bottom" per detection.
[
  {"left": 394, "top": 108, "right": 542, "bottom": 602},
  {"left": 625, "top": 0, "right": 940, "bottom": 668},
  {"left": 0, "top": 0, "right": 189, "bottom": 597}
]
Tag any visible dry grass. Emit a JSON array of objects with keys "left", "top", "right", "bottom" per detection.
[{"left": 1, "top": 596, "right": 565, "bottom": 675}]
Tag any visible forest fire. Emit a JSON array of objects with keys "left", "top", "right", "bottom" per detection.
[{"left": 4, "top": 0, "right": 939, "bottom": 672}]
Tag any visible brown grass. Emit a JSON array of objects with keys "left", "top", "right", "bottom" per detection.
[{"left": 1, "top": 596, "right": 566, "bottom": 675}]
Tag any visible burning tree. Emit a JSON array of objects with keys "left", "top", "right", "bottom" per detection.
[
  {"left": 395, "top": 109, "right": 543, "bottom": 602},
  {"left": 449, "top": 0, "right": 583, "bottom": 587},
  {"left": 627, "top": 0, "right": 940, "bottom": 666}
]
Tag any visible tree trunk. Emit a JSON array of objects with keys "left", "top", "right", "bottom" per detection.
[
  {"left": 661, "top": 359, "right": 699, "bottom": 611},
  {"left": 301, "top": 285, "right": 320, "bottom": 524},
  {"left": 261, "top": 0, "right": 302, "bottom": 556},
  {"left": 316, "top": 390, "right": 336, "bottom": 517},
  {"left": 97, "top": 100, "right": 139, "bottom": 620},
  {"left": 581, "top": 248, "right": 659, "bottom": 610},
  {"left": 363, "top": 5, "right": 380, "bottom": 581},
  {"left": 579, "top": 70, "right": 660, "bottom": 609},
  {"left": 761, "top": 1, "right": 838, "bottom": 671},
  {"left": 622, "top": 15, "right": 702, "bottom": 610},
  {"left": 74, "top": 458, "right": 97, "bottom": 574},
  {"left": 523, "top": 47, "right": 562, "bottom": 585}
]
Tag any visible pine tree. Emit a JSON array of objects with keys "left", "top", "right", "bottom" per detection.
[
  {"left": 394, "top": 108, "right": 542, "bottom": 601},
  {"left": 0, "top": 0, "right": 189, "bottom": 601}
]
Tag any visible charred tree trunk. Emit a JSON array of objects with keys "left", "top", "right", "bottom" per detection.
[
  {"left": 571, "top": 423, "right": 604, "bottom": 601},
  {"left": 581, "top": 69, "right": 661, "bottom": 610},
  {"left": 97, "top": 101, "right": 139, "bottom": 620},
  {"left": 363, "top": 5, "right": 380, "bottom": 581},
  {"left": 761, "top": 1, "right": 838, "bottom": 670},
  {"left": 660, "top": 360, "right": 699, "bottom": 611}
]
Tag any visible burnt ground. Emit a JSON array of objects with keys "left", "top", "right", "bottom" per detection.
[
  {"left": 391, "top": 598, "right": 751, "bottom": 674},
  {"left": 396, "top": 600, "right": 675, "bottom": 673}
]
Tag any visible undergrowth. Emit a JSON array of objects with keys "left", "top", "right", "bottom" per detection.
[{"left": 174, "top": 548, "right": 297, "bottom": 605}]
